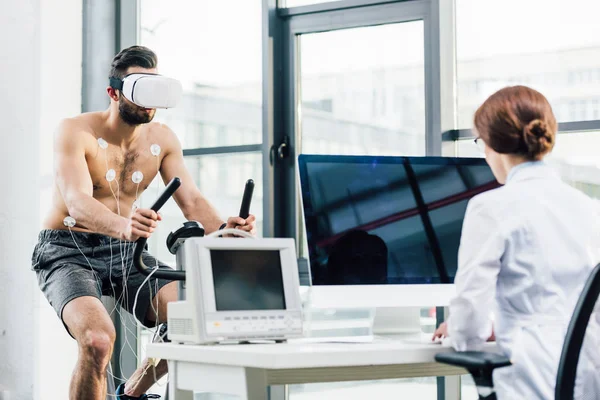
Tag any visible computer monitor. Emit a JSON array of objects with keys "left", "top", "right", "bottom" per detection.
[
  {"left": 298, "top": 154, "right": 499, "bottom": 308},
  {"left": 168, "top": 238, "right": 303, "bottom": 344}
]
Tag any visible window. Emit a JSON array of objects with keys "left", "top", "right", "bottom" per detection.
[
  {"left": 457, "top": 131, "right": 600, "bottom": 201},
  {"left": 549, "top": 131, "right": 600, "bottom": 200},
  {"left": 456, "top": 0, "right": 600, "bottom": 128},
  {"left": 139, "top": 0, "right": 263, "bottom": 265},
  {"left": 145, "top": 153, "right": 263, "bottom": 266},
  {"left": 280, "top": 0, "right": 338, "bottom": 7},
  {"left": 299, "top": 22, "right": 426, "bottom": 156},
  {"left": 593, "top": 99, "right": 600, "bottom": 120},
  {"left": 140, "top": 0, "right": 262, "bottom": 147}
]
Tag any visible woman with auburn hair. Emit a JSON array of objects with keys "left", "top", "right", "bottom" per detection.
[{"left": 433, "top": 86, "right": 600, "bottom": 399}]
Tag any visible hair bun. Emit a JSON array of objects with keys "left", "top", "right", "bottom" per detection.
[
  {"left": 525, "top": 119, "right": 547, "bottom": 138},
  {"left": 523, "top": 119, "right": 553, "bottom": 158}
]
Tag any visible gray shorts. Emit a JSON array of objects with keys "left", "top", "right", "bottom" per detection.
[{"left": 31, "top": 229, "right": 173, "bottom": 337}]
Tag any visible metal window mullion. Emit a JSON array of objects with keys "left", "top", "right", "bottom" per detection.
[
  {"left": 285, "top": 0, "right": 432, "bottom": 246},
  {"left": 182, "top": 144, "right": 263, "bottom": 157},
  {"left": 263, "top": 0, "right": 286, "bottom": 239},
  {"left": 288, "top": 1, "right": 428, "bottom": 34},
  {"left": 281, "top": 17, "right": 298, "bottom": 240},
  {"left": 279, "top": 0, "right": 416, "bottom": 17},
  {"left": 116, "top": 0, "right": 139, "bottom": 50},
  {"left": 437, "top": 0, "right": 460, "bottom": 396},
  {"left": 444, "top": 119, "right": 600, "bottom": 142},
  {"left": 558, "top": 119, "right": 600, "bottom": 133},
  {"left": 425, "top": 0, "right": 456, "bottom": 158},
  {"left": 437, "top": 0, "right": 457, "bottom": 156},
  {"left": 423, "top": 9, "right": 437, "bottom": 156}
]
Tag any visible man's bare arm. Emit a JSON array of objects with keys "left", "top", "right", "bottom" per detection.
[
  {"left": 54, "top": 120, "right": 130, "bottom": 239},
  {"left": 158, "top": 128, "right": 226, "bottom": 233}
]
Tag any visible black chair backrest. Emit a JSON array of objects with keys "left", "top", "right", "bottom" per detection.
[{"left": 555, "top": 263, "right": 600, "bottom": 400}]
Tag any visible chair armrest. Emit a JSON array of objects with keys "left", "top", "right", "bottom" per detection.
[
  {"left": 436, "top": 351, "right": 512, "bottom": 396},
  {"left": 435, "top": 351, "right": 511, "bottom": 370}
]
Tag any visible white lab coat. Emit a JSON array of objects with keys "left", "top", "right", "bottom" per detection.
[{"left": 448, "top": 161, "right": 600, "bottom": 400}]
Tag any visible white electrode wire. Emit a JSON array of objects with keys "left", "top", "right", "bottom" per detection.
[
  {"left": 101, "top": 147, "right": 141, "bottom": 368},
  {"left": 103, "top": 147, "right": 124, "bottom": 316},
  {"left": 151, "top": 168, "right": 161, "bottom": 323},
  {"left": 137, "top": 163, "right": 164, "bottom": 348},
  {"left": 77, "top": 141, "right": 136, "bottom": 376},
  {"left": 125, "top": 167, "right": 178, "bottom": 391},
  {"left": 131, "top": 266, "right": 159, "bottom": 330},
  {"left": 106, "top": 146, "right": 174, "bottom": 391},
  {"left": 103, "top": 146, "right": 127, "bottom": 315},
  {"left": 66, "top": 227, "right": 133, "bottom": 384},
  {"left": 67, "top": 228, "right": 103, "bottom": 293},
  {"left": 115, "top": 193, "right": 141, "bottom": 361},
  {"left": 124, "top": 326, "right": 171, "bottom": 392},
  {"left": 129, "top": 166, "right": 163, "bottom": 346},
  {"left": 90, "top": 142, "right": 165, "bottom": 389},
  {"left": 116, "top": 161, "right": 166, "bottom": 389},
  {"left": 154, "top": 281, "right": 161, "bottom": 336},
  {"left": 125, "top": 165, "right": 164, "bottom": 371}
]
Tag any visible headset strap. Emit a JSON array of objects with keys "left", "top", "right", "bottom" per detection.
[{"left": 109, "top": 77, "right": 123, "bottom": 90}]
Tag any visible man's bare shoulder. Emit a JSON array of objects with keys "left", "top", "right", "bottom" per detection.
[
  {"left": 146, "top": 121, "right": 182, "bottom": 152},
  {"left": 56, "top": 112, "right": 104, "bottom": 144}
]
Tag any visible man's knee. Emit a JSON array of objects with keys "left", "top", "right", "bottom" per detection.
[{"left": 79, "top": 327, "right": 116, "bottom": 363}]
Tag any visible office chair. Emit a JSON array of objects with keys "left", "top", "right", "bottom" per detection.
[{"left": 435, "top": 263, "right": 600, "bottom": 400}]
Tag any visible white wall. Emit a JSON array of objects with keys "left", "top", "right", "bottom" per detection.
[
  {"left": 0, "top": 0, "right": 81, "bottom": 398},
  {"left": 0, "top": 0, "right": 42, "bottom": 398},
  {"left": 36, "top": 1, "right": 82, "bottom": 399}
]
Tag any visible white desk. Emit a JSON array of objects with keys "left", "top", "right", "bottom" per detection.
[{"left": 147, "top": 338, "right": 493, "bottom": 400}]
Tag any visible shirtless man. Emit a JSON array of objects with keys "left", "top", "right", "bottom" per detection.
[{"left": 30, "top": 45, "right": 256, "bottom": 400}]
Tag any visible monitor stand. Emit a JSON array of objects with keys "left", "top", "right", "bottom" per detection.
[
  {"left": 297, "top": 306, "right": 425, "bottom": 344},
  {"left": 298, "top": 287, "right": 435, "bottom": 343},
  {"left": 372, "top": 307, "right": 422, "bottom": 336},
  {"left": 372, "top": 307, "right": 431, "bottom": 343},
  {"left": 299, "top": 306, "right": 375, "bottom": 342}
]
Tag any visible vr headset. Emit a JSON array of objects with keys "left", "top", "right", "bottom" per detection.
[{"left": 109, "top": 73, "right": 182, "bottom": 109}]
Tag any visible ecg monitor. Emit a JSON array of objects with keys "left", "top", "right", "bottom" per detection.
[{"left": 167, "top": 238, "right": 303, "bottom": 344}]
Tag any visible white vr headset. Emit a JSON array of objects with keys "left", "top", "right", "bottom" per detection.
[{"left": 109, "top": 73, "right": 182, "bottom": 109}]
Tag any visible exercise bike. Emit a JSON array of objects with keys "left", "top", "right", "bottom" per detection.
[{"left": 125, "top": 177, "right": 253, "bottom": 399}]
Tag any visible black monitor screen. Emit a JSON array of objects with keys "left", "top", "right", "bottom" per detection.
[
  {"left": 298, "top": 155, "right": 499, "bottom": 285},
  {"left": 211, "top": 249, "right": 286, "bottom": 311}
]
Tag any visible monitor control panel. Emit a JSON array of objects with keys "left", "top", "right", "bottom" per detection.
[{"left": 205, "top": 311, "right": 303, "bottom": 337}]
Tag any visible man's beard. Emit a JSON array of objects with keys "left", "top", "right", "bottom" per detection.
[{"left": 119, "top": 96, "right": 155, "bottom": 126}]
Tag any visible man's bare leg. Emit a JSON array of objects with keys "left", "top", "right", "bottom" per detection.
[
  {"left": 63, "top": 296, "right": 116, "bottom": 400},
  {"left": 125, "top": 358, "right": 169, "bottom": 396},
  {"left": 125, "top": 282, "right": 177, "bottom": 397}
]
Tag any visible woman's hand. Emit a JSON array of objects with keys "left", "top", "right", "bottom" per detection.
[
  {"left": 432, "top": 322, "right": 448, "bottom": 342},
  {"left": 487, "top": 326, "right": 495, "bottom": 342},
  {"left": 432, "top": 321, "right": 496, "bottom": 342}
]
